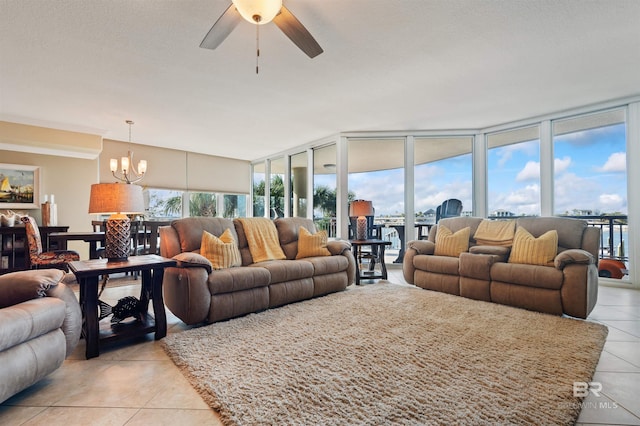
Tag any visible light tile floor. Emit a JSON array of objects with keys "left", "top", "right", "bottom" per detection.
[{"left": 1, "top": 268, "right": 639, "bottom": 425}]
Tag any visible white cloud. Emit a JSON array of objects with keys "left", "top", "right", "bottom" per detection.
[
  {"left": 554, "top": 156, "right": 571, "bottom": 174},
  {"left": 516, "top": 161, "right": 539, "bottom": 181},
  {"left": 491, "top": 184, "right": 540, "bottom": 215},
  {"left": 597, "top": 152, "right": 626, "bottom": 173},
  {"left": 599, "top": 193, "right": 624, "bottom": 210},
  {"left": 494, "top": 140, "right": 538, "bottom": 167}
]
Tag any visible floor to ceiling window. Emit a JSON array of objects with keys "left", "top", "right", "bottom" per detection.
[
  {"left": 553, "top": 108, "right": 629, "bottom": 281},
  {"left": 348, "top": 138, "right": 404, "bottom": 255},
  {"left": 252, "top": 162, "right": 266, "bottom": 217},
  {"left": 348, "top": 138, "right": 405, "bottom": 218},
  {"left": 553, "top": 109, "right": 626, "bottom": 216},
  {"left": 250, "top": 99, "right": 637, "bottom": 287},
  {"left": 487, "top": 126, "right": 541, "bottom": 217},
  {"left": 313, "top": 144, "right": 337, "bottom": 237},
  {"left": 414, "top": 136, "right": 473, "bottom": 225},
  {"left": 290, "top": 151, "right": 308, "bottom": 218},
  {"left": 269, "top": 157, "right": 285, "bottom": 218}
]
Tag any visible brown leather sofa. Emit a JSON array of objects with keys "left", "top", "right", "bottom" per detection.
[
  {"left": 403, "top": 217, "right": 600, "bottom": 319},
  {"left": 0, "top": 269, "right": 81, "bottom": 403},
  {"left": 160, "top": 217, "right": 355, "bottom": 325}
]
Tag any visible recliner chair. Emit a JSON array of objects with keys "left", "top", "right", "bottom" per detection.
[{"left": 0, "top": 269, "right": 81, "bottom": 403}]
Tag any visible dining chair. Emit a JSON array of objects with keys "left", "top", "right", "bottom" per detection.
[{"left": 21, "top": 216, "right": 80, "bottom": 271}]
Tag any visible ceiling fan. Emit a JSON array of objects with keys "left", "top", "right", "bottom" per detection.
[{"left": 200, "top": 0, "right": 323, "bottom": 61}]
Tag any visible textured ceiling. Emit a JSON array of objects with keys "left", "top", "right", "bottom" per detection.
[{"left": 1, "top": 0, "right": 639, "bottom": 161}]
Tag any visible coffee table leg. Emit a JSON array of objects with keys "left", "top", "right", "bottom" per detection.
[
  {"left": 82, "top": 276, "right": 100, "bottom": 359},
  {"left": 152, "top": 267, "right": 167, "bottom": 339}
]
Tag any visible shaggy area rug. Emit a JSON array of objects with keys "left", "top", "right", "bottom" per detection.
[{"left": 162, "top": 283, "right": 608, "bottom": 426}]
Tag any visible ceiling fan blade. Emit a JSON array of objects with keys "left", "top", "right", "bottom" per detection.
[
  {"left": 200, "top": 4, "right": 242, "bottom": 50},
  {"left": 273, "top": 5, "right": 323, "bottom": 58}
]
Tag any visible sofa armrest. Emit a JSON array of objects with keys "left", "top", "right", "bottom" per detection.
[
  {"left": 45, "top": 282, "right": 82, "bottom": 358},
  {"left": 326, "top": 240, "right": 351, "bottom": 256},
  {"left": 402, "top": 240, "right": 435, "bottom": 285},
  {"left": 406, "top": 240, "right": 435, "bottom": 255},
  {"left": 163, "top": 266, "right": 212, "bottom": 325},
  {"left": 469, "top": 245, "right": 510, "bottom": 262},
  {"left": 0, "top": 269, "right": 65, "bottom": 308},
  {"left": 172, "top": 252, "right": 213, "bottom": 274},
  {"left": 554, "top": 249, "right": 595, "bottom": 270},
  {"left": 327, "top": 240, "right": 356, "bottom": 285}
]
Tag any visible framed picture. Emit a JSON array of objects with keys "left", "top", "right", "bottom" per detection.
[{"left": 0, "top": 164, "right": 40, "bottom": 209}]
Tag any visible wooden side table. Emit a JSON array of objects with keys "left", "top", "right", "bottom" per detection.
[
  {"left": 68, "top": 254, "right": 176, "bottom": 359},
  {"left": 349, "top": 239, "right": 392, "bottom": 285}
]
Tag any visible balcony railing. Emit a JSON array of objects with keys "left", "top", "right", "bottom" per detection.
[{"left": 565, "top": 215, "right": 628, "bottom": 263}]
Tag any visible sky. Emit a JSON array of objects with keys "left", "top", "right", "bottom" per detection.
[{"left": 336, "top": 122, "right": 627, "bottom": 217}]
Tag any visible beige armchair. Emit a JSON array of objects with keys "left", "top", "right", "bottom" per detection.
[{"left": 0, "top": 269, "right": 81, "bottom": 403}]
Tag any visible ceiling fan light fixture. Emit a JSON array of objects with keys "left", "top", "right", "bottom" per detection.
[{"left": 232, "top": 0, "right": 282, "bottom": 24}]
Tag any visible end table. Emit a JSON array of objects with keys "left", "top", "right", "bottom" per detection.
[
  {"left": 349, "top": 239, "right": 392, "bottom": 285},
  {"left": 69, "top": 254, "right": 176, "bottom": 359}
]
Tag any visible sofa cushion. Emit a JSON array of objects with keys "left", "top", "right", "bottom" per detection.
[
  {"left": 413, "top": 254, "right": 460, "bottom": 275},
  {"left": 275, "top": 217, "right": 317, "bottom": 259},
  {"left": 434, "top": 225, "right": 470, "bottom": 257},
  {"left": 207, "top": 266, "right": 271, "bottom": 295},
  {"left": 296, "top": 227, "right": 331, "bottom": 259},
  {"left": 491, "top": 262, "right": 564, "bottom": 290},
  {"left": 172, "top": 217, "right": 237, "bottom": 253},
  {"left": 252, "top": 259, "right": 315, "bottom": 284},
  {"left": 0, "top": 297, "right": 66, "bottom": 352},
  {"left": 516, "top": 217, "right": 586, "bottom": 250},
  {"left": 304, "top": 255, "right": 349, "bottom": 276},
  {"left": 508, "top": 227, "right": 558, "bottom": 266},
  {"left": 0, "top": 269, "right": 65, "bottom": 308},
  {"left": 201, "top": 229, "right": 241, "bottom": 269}
]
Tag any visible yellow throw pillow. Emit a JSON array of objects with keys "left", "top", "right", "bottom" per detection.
[
  {"left": 434, "top": 225, "right": 470, "bottom": 257},
  {"left": 296, "top": 227, "right": 331, "bottom": 259},
  {"left": 200, "top": 228, "right": 241, "bottom": 270},
  {"left": 508, "top": 227, "right": 558, "bottom": 266}
]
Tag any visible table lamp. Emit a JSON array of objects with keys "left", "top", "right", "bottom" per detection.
[
  {"left": 88, "top": 183, "right": 144, "bottom": 262},
  {"left": 349, "top": 200, "right": 374, "bottom": 240}
]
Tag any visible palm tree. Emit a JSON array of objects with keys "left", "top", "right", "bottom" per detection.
[
  {"left": 163, "top": 196, "right": 182, "bottom": 216},
  {"left": 163, "top": 192, "right": 217, "bottom": 217},
  {"left": 190, "top": 193, "right": 216, "bottom": 217}
]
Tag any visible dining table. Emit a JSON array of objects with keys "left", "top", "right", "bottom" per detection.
[{"left": 48, "top": 231, "right": 105, "bottom": 259}]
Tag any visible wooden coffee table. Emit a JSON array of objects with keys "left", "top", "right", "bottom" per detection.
[{"left": 68, "top": 254, "right": 176, "bottom": 359}]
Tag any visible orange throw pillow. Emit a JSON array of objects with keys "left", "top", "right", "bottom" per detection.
[
  {"left": 508, "top": 227, "right": 558, "bottom": 266},
  {"left": 201, "top": 228, "right": 241, "bottom": 269},
  {"left": 296, "top": 227, "right": 331, "bottom": 259},
  {"left": 434, "top": 225, "right": 470, "bottom": 257}
]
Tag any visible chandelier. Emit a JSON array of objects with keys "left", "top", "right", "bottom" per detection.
[{"left": 110, "top": 120, "right": 147, "bottom": 184}]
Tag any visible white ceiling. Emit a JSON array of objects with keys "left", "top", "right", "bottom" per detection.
[{"left": 1, "top": 0, "right": 639, "bottom": 162}]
